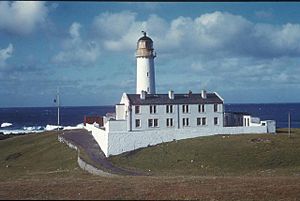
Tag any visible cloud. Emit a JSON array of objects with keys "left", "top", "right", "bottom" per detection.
[
  {"left": 53, "top": 22, "right": 100, "bottom": 66},
  {"left": 0, "top": 44, "right": 13, "bottom": 68},
  {"left": 0, "top": 1, "right": 49, "bottom": 35},
  {"left": 89, "top": 10, "right": 300, "bottom": 100},
  {"left": 92, "top": 11, "right": 300, "bottom": 59},
  {"left": 190, "top": 55, "right": 300, "bottom": 91}
]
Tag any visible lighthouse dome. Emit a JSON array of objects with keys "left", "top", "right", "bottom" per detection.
[
  {"left": 138, "top": 32, "right": 153, "bottom": 43},
  {"left": 137, "top": 31, "right": 153, "bottom": 50}
]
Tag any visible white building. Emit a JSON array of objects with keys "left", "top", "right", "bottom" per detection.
[{"left": 85, "top": 32, "right": 276, "bottom": 157}]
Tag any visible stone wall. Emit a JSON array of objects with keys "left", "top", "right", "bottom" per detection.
[{"left": 58, "top": 134, "right": 112, "bottom": 176}]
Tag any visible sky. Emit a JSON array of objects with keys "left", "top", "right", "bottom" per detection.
[{"left": 1, "top": 1, "right": 300, "bottom": 107}]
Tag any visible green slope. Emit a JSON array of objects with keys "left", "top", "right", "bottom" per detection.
[
  {"left": 109, "top": 128, "right": 300, "bottom": 176},
  {"left": 0, "top": 131, "right": 84, "bottom": 181}
]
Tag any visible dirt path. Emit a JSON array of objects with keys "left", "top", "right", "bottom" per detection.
[{"left": 60, "top": 129, "right": 144, "bottom": 176}]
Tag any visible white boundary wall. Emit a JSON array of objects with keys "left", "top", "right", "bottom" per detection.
[
  {"left": 85, "top": 123, "right": 274, "bottom": 157},
  {"left": 85, "top": 123, "right": 109, "bottom": 156}
]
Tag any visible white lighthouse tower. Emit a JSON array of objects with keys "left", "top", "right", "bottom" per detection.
[{"left": 136, "top": 31, "right": 156, "bottom": 94}]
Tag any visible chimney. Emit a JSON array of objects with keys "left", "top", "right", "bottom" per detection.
[
  {"left": 140, "top": 90, "right": 146, "bottom": 100},
  {"left": 201, "top": 89, "right": 207, "bottom": 99},
  {"left": 168, "top": 90, "right": 174, "bottom": 99}
]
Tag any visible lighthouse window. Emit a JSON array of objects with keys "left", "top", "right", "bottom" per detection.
[
  {"left": 135, "top": 105, "right": 140, "bottom": 114},
  {"left": 147, "top": 72, "right": 149, "bottom": 77}
]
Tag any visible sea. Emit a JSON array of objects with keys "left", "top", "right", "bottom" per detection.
[{"left": 0, "top": 103, "right": 299, "bottom": 134}]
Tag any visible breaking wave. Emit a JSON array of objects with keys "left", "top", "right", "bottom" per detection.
[
  {"left": 0, "top": 123, "right": 85, "bottom": 135},
  {"left": 1, "top": 122, "right": 12, "bottom": 128}
]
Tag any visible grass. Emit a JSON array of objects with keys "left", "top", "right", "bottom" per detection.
[
  {"left": 0, "top": 131, "right": 86, "bottom": 181},
  {"left": 109, "top": 128, "right": 300, "bottom": 176},
  {"left": 0, "top": 129, "right": 299, "bottom": 200}
]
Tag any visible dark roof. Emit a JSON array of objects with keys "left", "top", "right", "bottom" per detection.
[
  {"left": 126, "top": 93, "right": 223, "bottom": 105},
  {"left": 138, "top": 36, "right": 153, "bottom": 42}
]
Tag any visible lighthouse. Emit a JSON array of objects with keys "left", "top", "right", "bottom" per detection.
[{"left": 136, "top": 31, "right": 156, "bottom": 94}]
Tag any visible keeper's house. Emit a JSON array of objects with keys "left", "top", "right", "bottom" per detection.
[
  {"left": 116, "top": 90, "right": 224, "bottom": 131},
  {"left": 85, "top": 32, "right": 276, "bottom": 157}
]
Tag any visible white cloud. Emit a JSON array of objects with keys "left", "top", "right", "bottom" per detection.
[
  {"left": 53, "top": 22, "right": 100, "bottom": 66},
  {"left": 91, "top": 11, "right": 300, "bottom": 59},
  {"left": 88, "top": 10, "right": 300, "bottom": 96},
  {"left": 0, "top": 1, "right": 48, "bottom": 35},
  {"left": 69, "top": 22, "right": 81, "bottom": 40},
  {"left": 93, "top": 11, "right": 137, "bottom": 40},
  {"left": 0, "top": 44, "right": 13, "bottom": 68}
]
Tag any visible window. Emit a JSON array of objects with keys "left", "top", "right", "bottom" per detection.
[
  {"left": 198, "top": 104, "right": 205, "bottom": 113},
  {"left": 214, "top": 104, "right": 218, "bottom": 112},
  {"left": 214, "top": 117, "right": 218, "bottom": 125},
  {"left": 150, "top": 105, "right": 156, "bottom": 114},
  {"left": 183, "top": 118, "right": 189, "bottom": 127},
  {"left": 197, "top": 118, "right": 201, "bottom": 126},
  {"left": 202, "top": 117, "right": 206, "bottom": 126},
  {"left": 166, "top": 118, "right": 174, "bottom": 127},
  {"left": 135, "top": 105, "right": 140, "bottom": 114},
  {"left": 135, "top": 119, "right": 141, "bottom": 128},
  {"left": 166, "top": 105, "right": 173, "bottom": 113},
  {"left": 154, "top": 119, "right": 158, "bottom": 127},
  {"left": 148, "top": 119, "right": 158, "bottom": 127},
  {"left": 197, "top": 117, "right": 207, "bottom": 126},
  {"left": 147, "top": 72, "right": 149, "bottom": 77},
  {"left": 182, "top": 105, "right": 189, "bottom": 113}
]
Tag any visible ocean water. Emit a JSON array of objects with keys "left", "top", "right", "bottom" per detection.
[
  {"left": 0, "top": 106, "right": 114, "bottom": 134},
  {"left": 0, "top": 103, "right": 299, "bottom": 134}
]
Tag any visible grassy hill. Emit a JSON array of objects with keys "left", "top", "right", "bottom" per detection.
[
  {"left": 0, "top": 129, "right": 299, "bottom": 200},
  {"left": 0, "top": 131, "right": 86, "bottom": 181},
  {"left": 109, "top": 128, "right": 300, "bottom": 176}
]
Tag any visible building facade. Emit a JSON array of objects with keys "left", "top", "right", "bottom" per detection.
[{"left": 116, "top": 91, "right": 224, "bottom": 131}]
